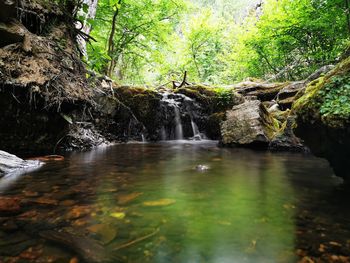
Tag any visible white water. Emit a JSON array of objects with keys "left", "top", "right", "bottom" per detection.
[
  {"left": 161, "top": 92, "right": 184, "bottom": 140},
  {"left": 160, "top": 126, "right": 167, "bottom": 141},
  {"left": 159, "top": 90, "right": 207, "bottom": 141},
  {"left": 191, "top": 118, "right": 200, "bottom": 136},
  {"left": 174, "top": 106, "right": 184, "bottom": 140}
]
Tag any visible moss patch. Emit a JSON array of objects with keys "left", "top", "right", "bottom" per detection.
[
  {"left": 175, "top": 84, "right": 243, "bottom": 113},
  {"left": 293, "top": 57, "right": 350, "bottom": 128},
  {"left": 113, "top": 86, "right": 161, "bottom": 135}
]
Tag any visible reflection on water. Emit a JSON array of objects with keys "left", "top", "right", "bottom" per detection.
[{"left": 0, "top": 141, "right": 349, "bottom": 263}]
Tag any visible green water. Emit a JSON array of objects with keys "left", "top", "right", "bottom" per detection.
[{"left": 0, "top": 141, "right": 349, "bottom": 262}]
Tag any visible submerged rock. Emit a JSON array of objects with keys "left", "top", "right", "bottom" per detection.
[
  {"left": 39, "top": 230, "right": 121, "bottom": 263},
  {"left": 87, "top": 224, "right": 117, "bottom": 245},
  {"left": 195, "top": 164, "right": 210, "bottom": 171},
  {"left": 220, "top": 100, "right": 278, "bottom": 148},
  {"left": 0, "top": 150, "right": 42, "bottom": 176},
  {"left": 0, "top": 196, "right": 21, "bottom": 214}
]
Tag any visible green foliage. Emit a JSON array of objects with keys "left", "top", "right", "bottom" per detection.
[
  {"left": 319, "top": 76, "right": 350, "bottom": 118},
  {"left": 87, "top": 0, "right": 350, "bottom": 84},
  {"left": 229, "top": 0, "right": 349, "bottom": 81},
  {"left": 87, "top": 0, "right": 186, "bottom": 83},
  {"left": 213, "top": 87, "right": 235, "bottom": 108},
  {"left": 293, "top": 57, "right": 350, "bottom": 129}
]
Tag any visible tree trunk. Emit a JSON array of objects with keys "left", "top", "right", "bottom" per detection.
[
  {"left": 76, "top": 0, "right": 99, "bottom": 58},
  {"left": 345, "top": 0, "right": 350, "bottom": 35},
  {"left": 107, "top": 0, "right": 122, "bottom": 77}
]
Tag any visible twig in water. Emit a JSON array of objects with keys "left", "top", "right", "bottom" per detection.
[{"left": 113, "top": 228, "right": 159, "bottom": 251}]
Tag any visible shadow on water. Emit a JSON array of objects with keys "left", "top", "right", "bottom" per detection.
[{"left": 0, "top": 142, "right": 348, "bottom": 262}]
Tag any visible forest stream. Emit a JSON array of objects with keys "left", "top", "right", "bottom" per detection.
[
  {"left": 0, "top": 141, "right": 349, "bottom": 263},
  {"left": 1, "top": 0, "right": 350, "bottom": 262}
]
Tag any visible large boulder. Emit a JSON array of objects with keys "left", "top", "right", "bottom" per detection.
[
  {"left": 293, "top": 57, "right": 350, "bottom": 179},
  {"left": 220, "top": 100, "right": 279, "bottom": 148},
  {"left": 0, "top": 150, "right": 41, "bottom": 176}
]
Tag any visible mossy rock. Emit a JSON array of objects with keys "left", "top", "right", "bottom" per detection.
[
  {"left": 175, "top": 85, "right": 243, "bottom": 113},
  {"left": 180, "top": 84, "right": 217, "bottom": 97},
  {"left": 292, "top": 56, "right": 350, "bottom": 179},
  {"left": 114, "top": 86, "right": 162, "bottom": 138},
  {"left": 174, "top": 85, "right": 216, "bottom": 107},
  {"left": 293, "top": 57, "right": 350, "bottom": 129},
  {"left": 115, "top": 92, "right": 159, "bottom": 119}
]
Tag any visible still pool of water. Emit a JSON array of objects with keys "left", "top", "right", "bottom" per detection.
[{"left": 0, "top": 141, "right": 349, "bottom": 263}]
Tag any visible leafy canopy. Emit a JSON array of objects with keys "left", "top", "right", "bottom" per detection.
[{"left": 87, "top": 0, "right": 350, "bottom": 84}]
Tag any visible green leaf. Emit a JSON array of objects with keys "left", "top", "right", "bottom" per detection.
[{"left": 82, "top": 3, "right": 89, "bottom": 13}]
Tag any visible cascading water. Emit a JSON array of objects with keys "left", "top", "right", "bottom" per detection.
[
  {"left": 160, "top": 92, "right": 184, "bottom": 140},
  {"left": 174, "top": 106, "right": 184, "bottom": 140},
  {"left": 190, "top": 118, "right": 201, "bottom": 140},
  {"left": 159, "top": 90, "right": 205, "bottom": 141},
  {"left": 160, "top": 126, "right": 167, "bottom": 141}
]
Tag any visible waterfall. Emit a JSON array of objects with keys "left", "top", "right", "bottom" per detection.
[
  {"left": 190, "top": 118, "right": 201, "bottom": 140},
  {"left": 159, "top": 90, "right": 206, "bottom": 141},
  {"left": 160, "top": 126, "right": 167, "bottom": 141},
  {"left": 160, "top": 92, "right": 184, "bottom": 141},
  {"left": 174, "top": 106, "right": 184, "bottom": 140},
  {"left": 141, "top": 133, "right": 146, "bottom": 142}
]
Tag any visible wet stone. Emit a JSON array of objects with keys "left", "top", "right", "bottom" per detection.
[
  {"left": 39, "top": 230, "right": 121, "bottom": 263},
  {"left": 0, "top": 196, "right": 21, "bottom": 215},
  {"left": 195, "top": 164, "right": 210, "bottom": 172},
  {"left": 31, "top": 197, "right": 59, "bottom": 206},
  {"left": 66, "top": 205, "right": 93, "bottom": 220},
  {"left": 0, "top": 232, "right": 36, "bottom": 257},
  {"left": 87, "top": 224, "right": 117, "bottom": 245},
  {"left": 60, "top": 200, "right": 76, "bottom": 206},
  {"left": 0, "top": 220, "right": 18, "bottom": 232},
  {"left": 19, "top": 246, "right": 43, "bottom": 260},
  {"left": 23, "top": 190, "right": 40, "bottom": 197}
]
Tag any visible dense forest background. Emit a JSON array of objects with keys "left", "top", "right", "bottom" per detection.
[{"left": 80, "top": 0, "right": 350, "bottom": 85}]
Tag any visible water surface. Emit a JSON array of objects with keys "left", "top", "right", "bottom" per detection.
[{"left": 0, "top": 141, "right": 349, "bottom": 262}]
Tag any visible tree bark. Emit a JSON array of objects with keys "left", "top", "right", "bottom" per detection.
[
  {"left": 76, "top": 0, "right": 99, "bottom": 58},
  {"left": 107, "top": 0, "right": 122, "bottom": 77},
  {"left": 345, "top": 0, "right": 350, "bottom": 35}
]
